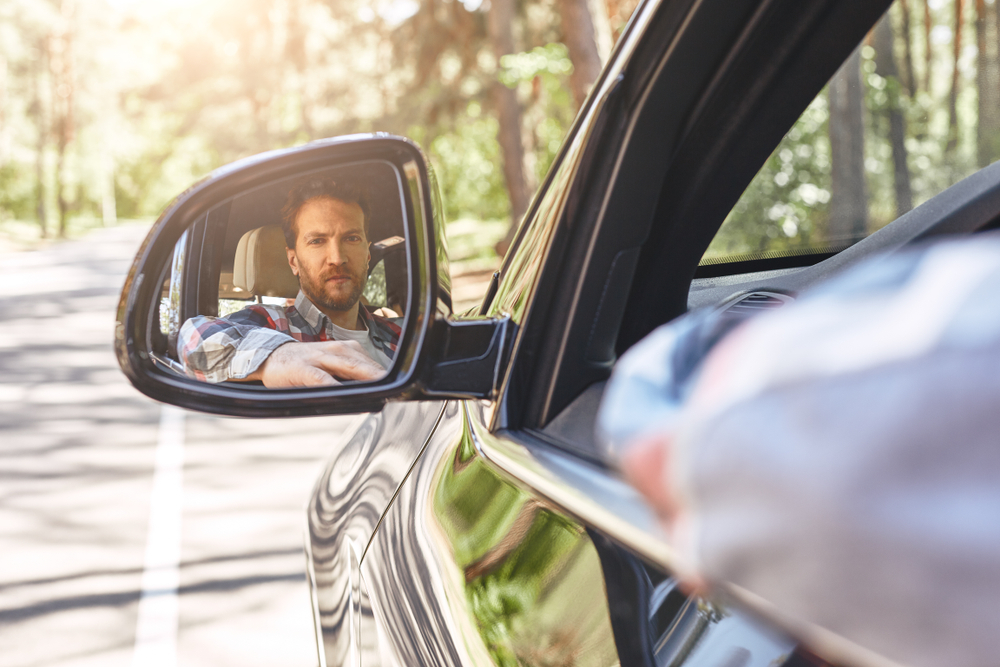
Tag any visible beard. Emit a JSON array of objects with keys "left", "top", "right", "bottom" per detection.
[{"left": 298, "top": 265, "right": 367, "bottom": 313}]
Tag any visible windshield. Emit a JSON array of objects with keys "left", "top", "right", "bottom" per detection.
[{"left": 703, "top": 0, "right": 1000, "bottom": 267}]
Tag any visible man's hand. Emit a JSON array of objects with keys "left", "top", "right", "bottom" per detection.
[
  {"left": 247, "top": 341, "right": 385, "bottom": 388},
  {"left": 621, "top": 433, "right": 707, "bottom": 595},
  {"left": 621, "top": 434, "right": 681, "bottom": 527}
]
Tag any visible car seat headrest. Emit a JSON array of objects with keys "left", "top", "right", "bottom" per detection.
[{"left": 233, "top": 225, "right": 300, "bottom": 299}]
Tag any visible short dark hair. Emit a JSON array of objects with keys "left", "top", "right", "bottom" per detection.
[{"left": 280, "top": 178, "right": 371, "bottom": 248}]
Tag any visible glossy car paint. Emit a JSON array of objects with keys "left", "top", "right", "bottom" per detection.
[
  {"left": 360, "top": 401, "right": 621, "bottom": 665},
  {"left": 309, "top": 397, "right": 812, "bottom": 666},
  {"left": 373, "top": 401, "right": 807, "bottom": 666},
  {"left": 305, "top": 400, "right": 446, "bottom": 665}
]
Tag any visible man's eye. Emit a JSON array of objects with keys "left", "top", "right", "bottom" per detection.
[{"left": 308, "top": 238, "right": 323, "bottom": 245}]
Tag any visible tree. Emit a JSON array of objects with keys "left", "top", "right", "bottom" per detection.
[
  {"left": 923, "top": 0, "right": 934, "bottom": 93},
  {"left": 284, "top": 0, "right": 314, "bottom": 140},
  {"left": 557, "top": 0, "right": 602, "bottom": 108},
  {"left": 828, "top": 47, "right": 868, "bottom": 243},
  {"left": 31, "top": 38, "right": 48, "bottom": 237},
  {"left": 488, "top": 0, "right": 530, "bottom": 254},
  {"left": 975, "top": 0, "right": 1000, "bottom": 167},
  {"left": 946, "top": 0, "right": 964, "bottom": 153},
  {"left": 490, "top": 0, "right": 607, "bottom": 252},
  {"left": 0, "top": 0, "right": 582, "bottom": 247},
  {"left": 605, "top": 0, "right": 641, "bottom": 42},
  {"left": 50, "top": 0, "right": 76, "bottom": 237},
  {"left": 898, "top": 0, "right": 917, "bottom": 96},
  {"left": 873, "top": 13, "right": 913, "bottom": 215}
]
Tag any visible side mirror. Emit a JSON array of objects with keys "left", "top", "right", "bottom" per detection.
[{"left": 115, "top": 135, "right": 511, "bottom": 417}]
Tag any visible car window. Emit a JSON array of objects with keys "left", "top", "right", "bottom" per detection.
[{"left": 703, "top": 0, "right": 1000, "bottom": 269}]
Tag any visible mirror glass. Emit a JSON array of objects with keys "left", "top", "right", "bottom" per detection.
[{"left": 150, "top": 161, "right": 410, "bottom": 388}]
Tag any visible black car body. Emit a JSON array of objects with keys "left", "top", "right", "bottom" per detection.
[{"left": 115, "top": 0, "right": 1000, "bottom": 664}]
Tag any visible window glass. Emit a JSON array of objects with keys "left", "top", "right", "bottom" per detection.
[{"left": 703, "top": 0, "right": 1000, "bottom": 266}]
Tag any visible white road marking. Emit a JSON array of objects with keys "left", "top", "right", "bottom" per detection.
[{"left": 132, "top": 405, "right": 186, "bottom": 667}]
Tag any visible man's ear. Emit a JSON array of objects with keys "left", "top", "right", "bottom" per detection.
[{"left": 287, "top": 248, "right": 299, "bottom": 277}]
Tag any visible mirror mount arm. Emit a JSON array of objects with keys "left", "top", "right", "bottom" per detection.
[{"left": 416, "top": 315, "right": 515, "bottom": 399}]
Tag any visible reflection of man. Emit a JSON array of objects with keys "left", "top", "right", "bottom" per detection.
[{"left": 178, "top": 179, "right": 401, "bottom": 387}]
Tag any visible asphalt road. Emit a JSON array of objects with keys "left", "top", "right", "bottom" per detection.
[{"left": 0, "top": 224, "right": 358, "bottom": 667}]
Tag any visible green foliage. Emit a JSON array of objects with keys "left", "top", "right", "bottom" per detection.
[
  {"left": 707, "top": 97, "right": 831, "bottom": 260},
  {"left": 362, "top": 260, "right": 388, "bottom": 307},
  {"left": 501, "top": 42, "right": 576, "bottom": 184},
  {"left": 432, "top": 425, "right": 590, "bottom": 667},
  {"left": 0, "top": 164, "right": 36, "bottom": 222},
  {"left": 426, "top": 106, "right": 511, "bottom": 223},
  {"left": 498, "top": 43, "right": 573, "bottom": 87},
  {"left": 465, "top": 510, "right": 582, "bottom": 666},
  {"left": 423, "top": 41, "right": 576, "bottom": 227},
  {"left": 0, "top": 0, "right": 585, "bottom": 258},
  {"left": 706, "top": 0, "right": 1000, "bottom": 264}
]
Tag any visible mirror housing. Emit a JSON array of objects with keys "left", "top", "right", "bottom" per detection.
[{"left": 115, "top": 134, "right": 511, "bottom": 417}]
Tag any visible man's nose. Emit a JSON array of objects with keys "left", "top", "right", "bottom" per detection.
[{"left": 325, "top": 242, "right": 347, "bottom": 265}]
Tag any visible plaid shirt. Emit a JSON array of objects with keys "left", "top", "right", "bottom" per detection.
[{"left": 178, "top": 290, "right": 401, "bottom": 383}]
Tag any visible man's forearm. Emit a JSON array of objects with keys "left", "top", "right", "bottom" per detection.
[{"left": 177, "top": 315, "right": 295, "bottom": 383}]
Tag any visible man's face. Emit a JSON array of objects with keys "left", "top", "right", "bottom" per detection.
[{"left": 287, "top": 196, "right": 369, "bottom": 313}]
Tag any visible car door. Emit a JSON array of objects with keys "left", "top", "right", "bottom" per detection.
[{"left": 305, "top": 0, "right": 920, "bottom": 665}]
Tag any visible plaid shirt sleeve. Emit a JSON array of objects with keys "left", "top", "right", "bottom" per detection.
[{"left": 177, "top": 306, "right": 295, "bottom": 383}]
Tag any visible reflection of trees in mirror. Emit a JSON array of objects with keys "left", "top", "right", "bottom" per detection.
[
  {"left": 159, "top": 297, "right": 171, "bottom": 336},
  {"left": 363, "top": 261, "right": 387, "bottom": 308},
  {"left": 432, "top": 425, "right": 618, "bottom": 666},
  {"left": 219, "top": 299, "right": 252, "bottom": 317},
  {"left": 219, "top": 296, "right": 289, "bottom": 318}
]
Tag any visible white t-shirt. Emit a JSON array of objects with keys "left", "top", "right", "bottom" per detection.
[{"left": 327, "top": 320, "right": 393, "bottom": 370}]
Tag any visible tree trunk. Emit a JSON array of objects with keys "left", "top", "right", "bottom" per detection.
[
  {"left": 874, "top": 14, "right": 913, "bottom": 216},
  {"left": 50, "top": 0, "right": 76, "bottom": 238},
  {"left": 975, "top": 0, "right": 1000, "bottom": 167},
  {"left": 0, "top": 57, "right": 8, "bottom": 168},
  {"left": 285, "top": 0, "right": 314, "bottom": 140},
  {"left": 946, "top": 0, "right": 964, "bottom": 154},
  {"left": 924, "top": 0, "right": 933, "bottom": 93},
  {"left": 605, "top": 0, "right": 641, "bottom": 42},
  {"left": 32, "top": 39, "right": 48, "bottom": 238},
  {"left": 828, "top": 47, "right": 868, "bottom": 244},
  {"left": 995, "top": 0, "right": 1000, "bottom": 108},
  {"left": 489, "top": 0, "right": 530, "bottom": 255},
  {"left": 899, "top": 0, "right": 917, "bottom": 97},
  {"left": 557, "top": 0, "right": 603, "bottom": 109},
  {"left": 101, "top": 152, "right": 116, "bottom": 226},
  {"left": 35, "top": 140, "right": 47, "bottom": 238}
]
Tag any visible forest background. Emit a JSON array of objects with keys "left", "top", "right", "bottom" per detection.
[
  {"left": 0, "top": 0, "right": 638, "bottom": 268},
  {"left": 0, "top": 0, "right": 998, "bottom": 271}
]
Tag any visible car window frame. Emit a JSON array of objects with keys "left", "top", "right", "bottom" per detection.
[{"left": 490, "top": 0, "right": 895, "bottom": 437}]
